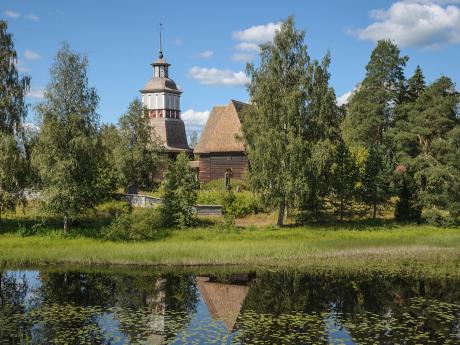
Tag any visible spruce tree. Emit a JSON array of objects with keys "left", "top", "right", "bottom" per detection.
[
  {"left": 391, "top": 66, "right": 426, "bottom": 222},
  {"left": 330, "top": 140, "right": 358, "bottom": 221},
  {"left": 407, "top": 66, "right": 425, "bottom": 102},
  {"left": 33, "top": 43, "right": 102, "bottom": 231},
  {"left": 361, "top": 145, "right": 393, "bottom": 219}
]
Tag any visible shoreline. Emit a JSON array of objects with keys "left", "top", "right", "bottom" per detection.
[{"left": 1, "top": 225, "right": 459, "bottom": 277}]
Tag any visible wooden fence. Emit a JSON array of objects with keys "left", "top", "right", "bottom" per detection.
[{"left": 123, "top": 194, "right": 223, "bottom": 216}]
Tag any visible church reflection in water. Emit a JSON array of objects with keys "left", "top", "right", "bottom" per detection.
[{"left": 0, "top": 269, "right": 459, "bottom": 344}]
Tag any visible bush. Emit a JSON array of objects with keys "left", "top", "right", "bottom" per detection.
[
  {"left": 200, "top": 178, "right": 248, "bottom": 192},
  {"left": 223, "top": 191, "right": 261, "bottom": 218},
  {"left": 103, "top": 208, "right": 168, "bottom": 241},
  {"left": 97, "top": 200, "right": 131, "bottom": 218},
  {"left": 424, "top": 208, "right": 454, "bottom": 227}
]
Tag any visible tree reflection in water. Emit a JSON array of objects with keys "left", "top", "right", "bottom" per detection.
[{"left": 0, "top": 269, "right": 459, "bottom": 344}]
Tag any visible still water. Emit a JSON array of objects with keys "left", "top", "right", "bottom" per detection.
[{"left": 0, "top": 268, "right": 459, "bottom": 344}]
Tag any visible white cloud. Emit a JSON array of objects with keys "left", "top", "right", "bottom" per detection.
[
  {"left": 15, "top": 60, "right": 29, "bottom": 73},
  {"left": 24, "top": 50, "right": 41, "bottom": 60},
  {"left": 231, "top": 22, "right": 281, "bottom": 63},
  {"left": 4, "top": 10, "right": 20, "bottom": 18},
  {"left": 181, "top": 109, "right": 210, "bottom": 131},
  {"left": 198, "top": 50, "right": 214, "bottom": 59},
  {"left": 354, "top": 1, "right": 460, "bottom": 49},
  {"left": 26, "top": 13, "right": 39, "bottom": 21},
  {"left": 234, "top": 42, "right": 260, "bottom": 52},
  {"left": 337, "top": 91, "right": 353, "bottom": 106},
  {"left": 26, "top": 87, "right": 45, "bottom": 99},
  {"left": 231, "top": 52, "right": 256, "bottom": 62},
  {"left": 233, "top": 22, "right": 282, "bottom": 43},
  {"left": 23, "top": 122, "right": 40, "bottom": 132},
  {"left": 188, "top": 66, "right": 249, "bottom": 86}
]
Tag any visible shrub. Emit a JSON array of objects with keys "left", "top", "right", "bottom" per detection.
[
  {"left": 97, "top": 200, "right": 131, "bottom": 218},
  {"left": 200, "top": 178, "right": 248, "bottom": 192},
  {"left": 103, "top": 208, "right": 168, "bottom": 241},
  {"left": 223, "top": 191, "right": 261, "bottom": 218},
  {"left": 424, "top": 208, "right": 453, "bottom": 227}
]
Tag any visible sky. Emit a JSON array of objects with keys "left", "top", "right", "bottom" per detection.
[{"left": 2, "top": 0, "right": 460, "bottom": 137}]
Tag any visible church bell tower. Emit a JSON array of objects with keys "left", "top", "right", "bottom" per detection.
[{"left": 140, "top": 26, "right": 190, "bottom": 154}]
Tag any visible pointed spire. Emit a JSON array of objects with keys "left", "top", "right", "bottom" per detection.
[{"left": 159, "top": 23, "right": 163, "bottom": 59}]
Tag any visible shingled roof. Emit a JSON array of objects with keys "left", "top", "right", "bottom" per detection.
[
  {"left": 196, "top": 277, "right": 249, "bottom": 332},
  {"left": 194, "top": 100, "right": 247, "bottom": 154}
]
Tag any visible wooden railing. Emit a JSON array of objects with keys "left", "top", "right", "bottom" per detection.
[{"left": 123, "top": 194, "right": 222, "bottom": 216}]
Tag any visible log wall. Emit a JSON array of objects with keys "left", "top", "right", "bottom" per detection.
[{"left": 198, "top": 152, "right": 248, "bottom": 184}]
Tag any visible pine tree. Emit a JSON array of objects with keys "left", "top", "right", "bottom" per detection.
[
  {"left": 33, "top": 43, "right": 102, "bottom": 231},
  {"left": 406, "top": 77, "right": 460, "bottom": 221},
  {"left": 343, "top": 40, "right": 408, "bottom": 147},
  {"left": 242, "top": 17, "right": 311, "bottom": 226},
  {"left": 161, "top": 153, "right": 197, "bottom": 228}
]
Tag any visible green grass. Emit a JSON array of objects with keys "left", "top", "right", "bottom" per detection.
[{"left": 1, "top": 221, "right": 459, "bottom": 277}]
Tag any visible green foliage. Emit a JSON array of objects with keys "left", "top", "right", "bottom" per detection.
[
  {"left": 0, "top": 134, "right": 26, "bottom": 225},
  {"left": 360, "top": 145, "right": 393, "bottom": 219},
  {"left": 392, "top": 76, "right": 460, "bottom": 221},
  {"left": 394, "top": 173, "right": 422, "bottom": 223},
  {"left": 330, "top": 140, "right": 359, "bottom": 221},
  {"left": 161, "top": 153, "right": 198, "bottom": 228},
  {"left": 0, "top": 21, "right": 29, "bottom": 228},
  {"left": 222, "top": 191, "right": 261, "bottom": 218},
  {"left": 0, "top": 20, "right": 30, "bottom": 135},
  {"left": 33, "top": 43, "right": 103, "bottom": 231},
  {"left": 103, "top": 208, "right": 167, "bottom": 242},
  {"left": 243, "top": 17, "right": 340, "bottom": 226},
  {"left": 97, "top": 200, "right": 131, "bottom": 218},
  {"left": 98, "top": 124, "right": 121, "bottom": 193},
  {"left": 343, "top": 40, "right": 408, "bottom": 147},
  {"left": 113, "top": 99, "right": 162, "bottom": 191}
]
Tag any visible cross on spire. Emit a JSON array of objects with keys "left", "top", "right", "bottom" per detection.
[{"left": 159, "top": 23, "right": 164, "bottom": 59}]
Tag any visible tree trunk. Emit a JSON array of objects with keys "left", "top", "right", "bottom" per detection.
[
  {"left": 63, "top": 214, "right": 69, "bottom": 233},
  {"left": 277, "top": 195, "right": 285, "bottom": 227},
  {"left": 372, "top": 186, "right": 378, "bottom": 220},
  {"left": 340, "top": 196, "right": 344, "bottom": 222}
]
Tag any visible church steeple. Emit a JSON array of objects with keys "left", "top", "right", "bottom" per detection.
[{"left": 139, "top": 24, "right": 190, "bottom": 152}]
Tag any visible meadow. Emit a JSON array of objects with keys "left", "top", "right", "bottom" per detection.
[{"left": 1, "top": 213, "right": 459, "bottom": 277}]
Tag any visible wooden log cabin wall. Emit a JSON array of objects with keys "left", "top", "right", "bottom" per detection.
[{"left": 193, "top": 100, "right": 248, "bottom": 184}]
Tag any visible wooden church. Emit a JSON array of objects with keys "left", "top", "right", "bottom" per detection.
[
  {"left": 193, "top": 100, "right": 249, "bottom": 184},
  {"left": 140, "top": 33, "right": 248, "bottom": 183}
]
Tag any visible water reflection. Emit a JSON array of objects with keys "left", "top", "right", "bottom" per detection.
[{"left": 0, "top": 269, "right": 459, "bottom": 344}]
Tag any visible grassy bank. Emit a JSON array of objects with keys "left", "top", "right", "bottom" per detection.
[{"left": 1, "top": 224, "right": 459, "bottom": 276}]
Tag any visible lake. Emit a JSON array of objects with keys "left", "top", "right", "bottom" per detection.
[{"left": 1, "top": 267, "right": 459, "bottom": 344}]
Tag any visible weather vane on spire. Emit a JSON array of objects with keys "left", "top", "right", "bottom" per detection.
[{"left": 159, "top": 23, "right": 164, "bottom": 59}]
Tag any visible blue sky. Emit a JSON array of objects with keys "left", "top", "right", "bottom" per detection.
[{"left": 2, "top": 0, "right": 460, "bottom": 136}]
